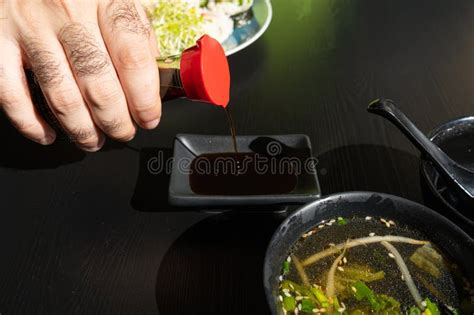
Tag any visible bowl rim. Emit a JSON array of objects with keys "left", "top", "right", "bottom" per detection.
[{"left": 419, "top": 116, "right": 474, "bottom": 225}]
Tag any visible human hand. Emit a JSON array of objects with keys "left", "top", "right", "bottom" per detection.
[{"left": 0, "top": 0, "right": 161, "bottom": 151}]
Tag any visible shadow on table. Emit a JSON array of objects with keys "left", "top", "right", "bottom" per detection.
[
  {"left": 155, "top": 212, "right": 283, "bottom": 315},
  {"left": 315, "top": 144, "right": 472, "bottom": 232},
  {"left": 130, "top": 147, "right": 182, "bottom": 212},
  {"left": 0, "top": 113, "right": 87, "bottom": 169},
  {"left": 315, "top": 144, "right": 421, "bottom": 198},
  {"left": 0, "top": 112, "right": 134, "bottom": 170}
]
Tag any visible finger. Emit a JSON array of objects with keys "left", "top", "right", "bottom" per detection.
[
  {"left": 58, "top": 22, "right": 136, "bottom": 142},
  {"left": 98, "top": 0, "right": 161, "bottom": 130},
  {"left": 0, "top": 40, "right": 56, "bottom": 145},
  {"left": 21, "top": 33, "right": 105, "bottom": 152}
]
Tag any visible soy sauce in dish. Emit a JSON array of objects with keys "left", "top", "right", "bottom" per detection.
[{"left": 189, "top": 152, "right": 297, "bottom": 195}]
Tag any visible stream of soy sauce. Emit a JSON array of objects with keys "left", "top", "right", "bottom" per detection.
[{"left": 224, "top": 107, "right": 238, "bottom": 153}]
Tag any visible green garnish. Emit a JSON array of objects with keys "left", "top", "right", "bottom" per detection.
[
  {"left": 352, "top": 281, "right": 400, "bottom": 312},
  {"left": 282, "top": 261, "right": 290, "bottom": 275},
  {"left": 424, "top": 298, "right": 441, "bottom": 315},
  {"left": 352, "top": 281, "right": 380, "bottom": 310},
  {"left": 410, "top": 244, "right": 444, "bottom": 278},
  {"left": 310, "top": 287, "right": 329, "bottom": 308},
  {"left": 280, "top": 280, "right": 329, "bottom": 308},
  {"left": 337, "top": 217, "right": 348, "bottom": 225},
  {"left": 336, "top": 264, "right": 385, "bottom": 283},
  {"left": 301, "top": 299, "right": 315, "bottom": 313},
  {"left": 408, "top": 305, "right": 422, "bottom": 315},
  {"left": 282, "top": 296, "right": 296, "bottom": 311}
]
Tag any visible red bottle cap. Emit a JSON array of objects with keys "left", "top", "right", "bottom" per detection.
[{"left": 180, "top": 35, "right": 230, "bottom": 107}]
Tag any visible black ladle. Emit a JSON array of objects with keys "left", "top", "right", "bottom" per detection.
[{"left": 367, "top": 99, "right": 474, "bottom": 207}]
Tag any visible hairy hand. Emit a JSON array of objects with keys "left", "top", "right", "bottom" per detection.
[{"left": 0, "top": 0, "right": 161, "bottom": 151}]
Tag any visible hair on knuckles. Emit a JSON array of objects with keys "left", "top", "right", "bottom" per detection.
[
  {"left": 59, "top": 22, "right": 110, "bottom": 77},
  {"left": 23, "top": 39, "right": 64, "bottom": 88},
  {"left": 67, "top": 125, "right": 98, "bottom": 142},
  {"left": 108, "top": 0, "right": 151, "bottom": 37}
]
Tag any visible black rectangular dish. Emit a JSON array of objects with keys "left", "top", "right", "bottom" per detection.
[{"left": 168, "top": 134, "right": 321, "bottom": 206}]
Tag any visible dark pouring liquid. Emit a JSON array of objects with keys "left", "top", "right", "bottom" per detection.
[
  {"left": 225, "top": 107, "right": 238, "bottom": 153},
  {"left": 189, "top": 152, "right": 298, "bottom": 195}
]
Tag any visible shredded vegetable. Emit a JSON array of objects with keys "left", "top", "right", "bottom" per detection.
[{"left": 144, "top": 0, "right": 251, "bottom": 57}]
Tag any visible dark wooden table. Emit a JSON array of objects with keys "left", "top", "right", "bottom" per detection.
[{"left": 1, "top": 1, "right": 473, "bottom": 314}]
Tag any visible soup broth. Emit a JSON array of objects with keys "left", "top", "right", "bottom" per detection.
[{"left": 277, "top": 217, "right": 473, "bottom": 314}]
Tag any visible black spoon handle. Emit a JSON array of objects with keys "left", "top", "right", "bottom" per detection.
[{"left": 367, "top": 98, "right": 457, "bottom": 172}]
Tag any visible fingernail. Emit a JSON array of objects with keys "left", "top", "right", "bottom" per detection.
[
  {"left": 40, "top": 134, "right": 56, "bottom": 145},
  {"left": 82, "top": 136, "right": 106, "bottom": 152},
  {"left": 143, "top": 118, "right": 160, "bottom": 129}
]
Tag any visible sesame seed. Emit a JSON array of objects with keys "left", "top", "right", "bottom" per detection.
[
  {"left": 343, "top": 257, "right": 348, "bottom": 264},
  {"left": 320, "top": 308, "right": 327, "bottom": 313},
  {"left": 295, "top": 307, "right": 299, "bottom": 314},
  {"left": 329, "top": 243, "right": 335, "bottom": 247},
  {"left": 289, "top": 284, "right": 294, "bottom": 290},
  {"left": 338, "top": 308, "right": 345, "bottom": 313},
  {"left": 369, "top": 232, "right": 375, "bottom": 237},
  {"left": 296, "top": 296, "right": 304, "bottom": 301},
  {"left": 298, "top": 303, "right": 302, "bottom": 310},
  {"left": 318, "top": 225, "right": 324, "bottom": 229},
  {"left": 312, "top": 309, "right": 318, "bottom": 313},
  {"left": 284, "top": 292, "right": 291, "bottom": 297},
  {"left": 401, "top": 275, "right": 405, "bottom": 280},
  {"left": 337, "top": 217, "right": 343, "bottom": 221},
  {"left": 365, "top": 216, "right": 372, "bottom": 221},
  {"left": 295, "top": 291, "right": 301, "bottom": 296},
  {"left": 385, "top": 222, "right": 391, "bottom": 228},
  {"left": 388, "top": 253, "right": 395, "bottom": 258},
  {"left": 279, "top": 275, "right": 283, "bottom": 281},
  {"left": 283, "top": 308, "right": 287, "bottom": 315},
  {"left": 388, "top": 220, "right": 395, "bottom": 225},
  {"left": 421, "top": 301, "right": 427, "bottom": 307},
  {"left": 287, "top": 256, "right": 292, "bottom": 263},
  {"left": 279, "top": 295, "right": 283, "bottom": 302},
  {"left": 380, "top": 218, "right": 387, "bottom": 223},
  {"left": 326, "top": 222, "right": 333, "bottom": 226},
  {"left": 351, "top": 286, "right": 357, "bottom": 293},
  {"left": 330, "top": 219, "right": 336, "bottom": 224},
  {"left": 321, "top": 220, "right": 326, "bottom": 223},
  {"left": 337, "top": 266, "right": 344, "bottom": 272}
]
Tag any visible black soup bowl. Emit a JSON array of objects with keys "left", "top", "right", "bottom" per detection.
[{"left": 263, "top": 192, "right": 474, "bottom": 314}]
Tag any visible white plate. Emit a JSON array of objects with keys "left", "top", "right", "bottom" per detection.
[{"left": 222, "top": 0, "right": 273, "bottom": 56}]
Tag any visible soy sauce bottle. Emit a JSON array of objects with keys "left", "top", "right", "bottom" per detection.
[
  {"left": 29, "top": 35, "right": 230, "bottom": 134},
  {"left": 159, "top": 35, "right": 230, "bottom": 107}
]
